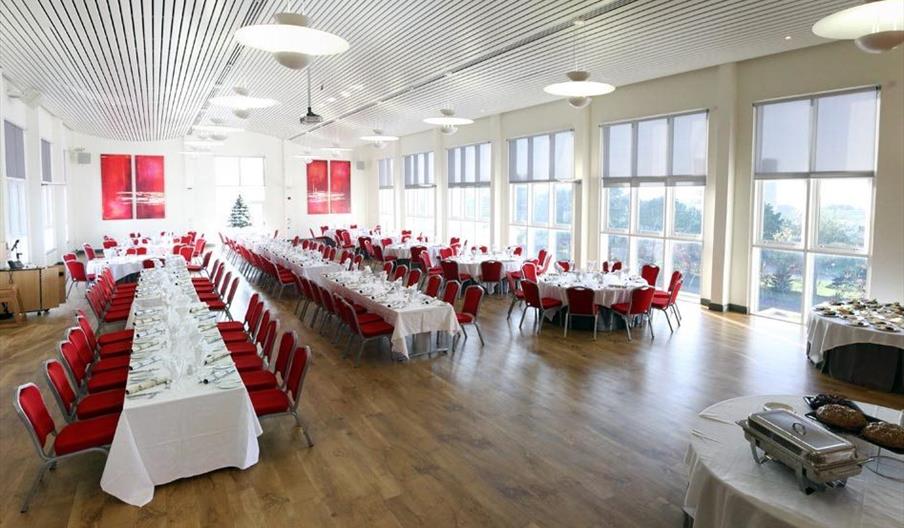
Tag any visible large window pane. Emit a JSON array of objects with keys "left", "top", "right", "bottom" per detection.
[
  {"left": 463, "top": 187, "right": 477, "bottom": 218},
  {"left": 757, "top": 99, "right": 811, "bottom": 173},
  {"left": 511, "top": 226, "right": 527, "bottom": 250},
  {"left": 554, "top": 131, "right": 573, "bottom": 180},
  {"left": 606, "top": 123, "right": 632, "bottom": 177},
  {"left": 758, "top": 179, "right": 806, "bottom": 245},
  {"left": 531, "top": 184, "right": 549, "bottom": 225},
  {"left": 756, "top": 248, "right": 804, "bottom": 319},
  {"left": 515, "top": 138, "right": 528, "bottom": 180},
  {"left": 512, "top": 184, "right": 528, "bottom": 223},
  {"left": 633, "top": 237, "right": 664, "bottom": 281},
  {"left": 479, "top": 143, "right": 491, "bottom": 182},
  {"left": 672, "top": 186, "right": 703, "bottom": 236},
  {"left": 814, "top": 90, "right": 877, "bottom": 172},
  {"left": 240, "top": 158, "right": 264, "bottom": 186},
  {"left": 607, "top": 187, "right": 630, "bottom": 231},
  {"left": 528, "top": 228, "right": 549, "bottom": 258},
  {"left": 478, "top": 188, "right": 491, "bottom": 221},
  {"left": 605, "top": 234, "right": 629, "bottom": 264},
  {"left": 672, "top": 113, "right": 707, "bottom": 175},
  {"left": 815, "top": 178, "right": 870, "bottom": 251},
  {"left": 671, "top": 241, "right": 702, "bottom": 295},
  {"left": 554, "top": 184, "right": 572, "bottom": 225},
  {"left": 554, "top": 231, "right": 572, "bottom": 262},
  {"left": 215, "top": 157, "right": 240, "bottom": 186},
  {"left": 811, "top": 254, "right": 868, "bottom": 306},
  {"left": 637, "top": 186, "right": 664, "bottom": 234},
  {"left": 532, "top": 135, "right": 549, "bottom": 180},
  {"left": 464, "top": 146, "right": 476, "bottom": 182},
  {"left": 636, "top": 119, "right": 668, "bottom": 176}
]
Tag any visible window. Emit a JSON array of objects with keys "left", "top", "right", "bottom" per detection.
[
  {"left": 214, "top": 156, "right": 266, "bottom": 227},
  {"left": 403, "top": 151, "right": 435, "bottom": 237},
  {"left": 600, "top": 111, "right": 707, "bottom": 293},
  {"left": 508, "top": 131, "right": 574, "bottom": 261},
  {"left": 377, "top": 158, "right": 394, "bottom": 231},
  {"left": 448, "top": 143, "right": 491, "bottom": 246},
  {"left": 4, "top": 120, "right": 29, "bottom": 260},
  {"left": 40, "top": 139, "right": 56, "bottom": 253},
  {"left": 751, "top": 88, "right": 878, "bottom": 322}
]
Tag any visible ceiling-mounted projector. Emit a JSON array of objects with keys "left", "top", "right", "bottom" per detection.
[{"left": 300, "top": 107, "right": 323, "bottom": 124}]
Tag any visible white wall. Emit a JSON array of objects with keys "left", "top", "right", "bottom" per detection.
[{"left": 356, "top": 41, "right": 904, "bottom": 308}]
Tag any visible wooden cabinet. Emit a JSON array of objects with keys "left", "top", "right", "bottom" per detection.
[{"left": 0, "top": 265, "right": 66, "bottom": 313}]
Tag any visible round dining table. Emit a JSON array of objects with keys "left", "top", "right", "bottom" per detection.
[
  {"left": 537, "top": 271, "right": 647, "bottom": 308},
  {"left": 684, "top": 394, "right": 904, "bottom": 528}
]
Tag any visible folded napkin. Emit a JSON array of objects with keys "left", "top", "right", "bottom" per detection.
[
  {"left": 126, "top": 377, "right": 168, "bottom": 395},
  {"left": 204, "top": 350, "right": 232, "bottom": 365}
]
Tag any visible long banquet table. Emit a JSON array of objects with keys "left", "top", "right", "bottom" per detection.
[
  {"left": 325, "top": 269, "right": 460, "bottom": 359},
  {"left": 99, "top": 260, "right": 262, "bottom": 506},
  {"left": 684, "top": 394, "right": 904, "bottom": 528},
  {"left": 255, "top": 242, "right": 343, "bottom": 287},
  {"left": 87, "top": 255, "right": 153, "bottom": 281}
]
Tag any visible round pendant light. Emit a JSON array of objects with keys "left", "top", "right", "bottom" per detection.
[
  {"left": 543, "top": 20, "right": 616, "bottom": 108},
  {"left": 235, "top": 12, "right": 349, "bottom": 70},
  {"left": 360, "top": 129, "right": 399, "bottom": 142},
  {"left": 423, "top": 108, "right": 474, "bottom": 126},
  {"left": 209, "top": 87, "right": 278, "bottom": 119},
  {"left": 813, "top": 0, "right": 904, "bottom": 53}
]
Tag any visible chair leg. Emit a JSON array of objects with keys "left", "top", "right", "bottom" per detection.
[
  {"left": 293, "top": 412, "right": 314, "bottom": 447},
  {"left": 474, "top": 322, "right": 485, "bottom": 346},
  {"left": 648, "top": 313, "right": 655, "bottom": 339},
  {"left": 663, "top": 309, "right": 674, "bottom": 333},
  {"left": 563, "top": 313, "right": 569, "bottom": 337},
  {"left": 355, "top": 341, "right": 366, "bottom": 367},
  {"left": 21, "top": 460, "right": 52, "bottom": 513},
  {"left": 536, "top": 308, "right": 543, "bottom": 335},
  {"left": 624, "top": 315, "right": 632, "bottom": 341},
  {"left": 507, "top": 298, "right": 518, "bottom": 320},
  {"left": 519, "top": 306, "right": 528, "bottom": 329},
  {"left": 593, "top": 313, "right": 599, "bottom": 341}
]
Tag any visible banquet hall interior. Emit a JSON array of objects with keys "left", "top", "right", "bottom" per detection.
[{"left": 0, "top": 1, "right": 903, "bottom": 526}]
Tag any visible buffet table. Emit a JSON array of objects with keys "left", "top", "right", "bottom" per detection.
[
  {"left": 325, "top": 270, "right": 460, "bottom": 359},
  {"left": 684, "top": 394, "right": 904, "bottom": 528},
  {"left": 807, "top": 305, "right": 904, "bottom": 393},
  {"left": 99, "top": 261, "right": 262, "bottom": 506}
]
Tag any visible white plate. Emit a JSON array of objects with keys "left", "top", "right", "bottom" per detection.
[
  {"left": 215, "top": 379, "right": 244, "bottom": 389},
  {"left": 763, "top": 402, "right": 794, "bottom": 412}
]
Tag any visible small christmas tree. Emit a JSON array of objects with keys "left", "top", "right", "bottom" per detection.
[{"left": 228, "top": 195, "right": 252, "bottom": 228}]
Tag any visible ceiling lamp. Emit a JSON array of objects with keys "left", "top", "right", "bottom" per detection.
[
  {"left": 234, "top": 12, "right": 349, "bottom": 69},
  {"left": 360, "top": 129, "right": 399, "bottom": 149},
  {"left": 543, "top": 20, "right": 615, "bottom": 108},
  {"left": 209, "top": 87, "right": 278, "bottom": 119},
  {"left": 813, "top": 0, "right": 904, "bottom": 53},
  {"left": 423, "top": 108, "right": 474, "bottom": 127}
]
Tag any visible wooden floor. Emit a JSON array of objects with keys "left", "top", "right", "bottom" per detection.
[{"left": 1, "top": 257, "right": 902, "bottom": 528}]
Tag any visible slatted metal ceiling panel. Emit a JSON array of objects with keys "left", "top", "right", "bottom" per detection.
[{"left": 0, "top": 0, "right": 857, "bottom": 145}]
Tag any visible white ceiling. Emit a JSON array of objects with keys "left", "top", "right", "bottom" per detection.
[{"left": 0, "top": 0, "right": 858, "bottom": 146}]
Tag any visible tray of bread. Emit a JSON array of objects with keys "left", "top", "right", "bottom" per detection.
[{"left": 804, "top": 394, "right": 904, "bottom": 455}]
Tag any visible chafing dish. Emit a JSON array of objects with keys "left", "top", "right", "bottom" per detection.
[{"left": 737, "top": 409, "right": 866, "bottom": 494}]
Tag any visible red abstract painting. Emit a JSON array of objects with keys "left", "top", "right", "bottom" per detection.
[
  {"left": 329, "top": 160, "right": 351, "bottom": 214},
  {"left": 135, "top": 155, "right": 165, "bottom": 219},
  {"left": 306, "top": 159, "right": 330, "bottom": 214},
  {"left": 100, "top": 154, "right": 134, "bottom": 220}
]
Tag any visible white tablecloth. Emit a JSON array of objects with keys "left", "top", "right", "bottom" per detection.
[
  {"left": 100, "top": 264, "right": 262, "bottom": 506},
  {"left": 87, "top": 256, "right": 152, "bottom": 281},
  {"left": 326, "top": 275, "right": 460, "bottom": 359},
  {"left": 807, "top": 312, "right": 904, "bottom": 364},
  {"left": 450, "top": 255, "right": 523, "bottom": 280},
  {"left": 684, "top": 394, "right": 904, "bottom": 528},
  {"left": 384, "top": 243, "right": 441, "bottom": 262},
  {"left": 537, "top": 275, "right": 644, "bottom": 308},
  {"left": 257, "top": 245, "right": 343, "bottom": 287}
]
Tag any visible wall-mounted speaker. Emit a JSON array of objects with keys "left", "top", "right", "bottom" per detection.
[
  {"left": 355, "top": 160, "right": 367, "bottom": 171},
  {"left": 70, "top": 151, "right": 91, "bottom": 164}
]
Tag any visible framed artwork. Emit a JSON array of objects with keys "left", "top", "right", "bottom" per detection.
[
  {"left": 135, "top": 155, "right": 165, "bottom": 219},
  {"left": 306, "top": 159, "right": 330, "bottom": 214},
  {"left": 329, "top": 160, "right": 351, "bottom": 214},
  {"left": 100, "top": 154, "right": 134, "bottom": 220}
]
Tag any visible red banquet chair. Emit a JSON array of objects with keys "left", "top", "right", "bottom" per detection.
[
  {"left": 441, "top": 280, "right": 461, "bottom": 305},
  {"left": 440, "top": 260, "right": 472, "bottom": 286},
  {"left": 454, "top": 285, "right": 485, "bottom": 351},
  {"left": 641, "top": 264, "right": 660, "bottom": 288},
  {"left": 43, "top": 359, "right": 124, "bottom": 422},
  {"left": 392, "top": 264, "right": 408, "bottom": 282},
  {"left": 337, "top": 298, "right": 395, "bottom": 366},
  {"left": 505, "top": 272, "right": 525, "bottom": 320},
  {"left": 423, "top": 274, "right": 443, "bottom": 298},
  {"left": 519, "top": 280, "right": 562, "bottom": 334},
  {"left": 419, "top": 252, "right": 443, "bottom": 277},
  {"left": 240, "top": 331, "right": 297, "bottom": 392},
  {"left": 64, "top": 255, "right": 94, "bottom": 296},
  {"left": 14, "top": 383, "right": 118, "bottom": 512},
  {"left": 651, "top": 274, "right": 683, "bottom": 332},
  {"left": 479, "top": 260, "right": 504, "bottom": 294},
  {"left": 564, "top": 287, "right": 600, "bottom": 339},
  {"left": 611, "top": 286, "right": 656, "bottom": 341},
  {"left": 406, "top": 268, "right": 423, "bottom": 288},
  {"left": 248, "top": 345, "right": 314, "bottom": 446}
]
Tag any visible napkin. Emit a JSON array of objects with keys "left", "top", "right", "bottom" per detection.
[{"left": 126, "top": 377, "right": 168, "bottom": 395}]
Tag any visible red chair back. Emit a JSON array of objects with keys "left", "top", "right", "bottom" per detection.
[
  {"left": 611, "top": 261, "right": 622, "bottom": 272},
  {"left": 382, "top": 262, "right": 393, "bottom": 275},
  {"left": 381, "top": 238, "right": 393, "bottom": 248},
  {"left": 479, "top": 261, "right": 503, "bottom": 282},
  {"left": 602, "top": 261, "right": 610, "bottom": 273},
  {"left": 442, "top": 280, "right": 461, "bottom": 304},
  {"left": 566, "top": 287, "right": 596, "bottom": 316},
  {"left": 512, "top": 246, "right": 523, "bottom": 256},
  {"left": 83, "top": 244, "right": 97, "bottom": 259},
  {"left": 556, "top": 260, "right": 572, "bottom": 272},
  {"left": 666, "top": 271, "right": 682, "bottom": 293},
  {"left": 406, "top": 268, "right": 422, "bottom": 287},
  {"left": 520, "top": 262, "right": 538, "bottom": 283},
  {"left": 65, "top": 260, "right": 89, "bottom": 282},
  {"left": 15, "top": 383, "right": 57, "bottom": 448},
  {"left": 410, "top": 245, "right": 427, "bottom": 265},
  {"left": 438, "top": 247, "right": 453, "bottom": 260},
  {"left": 44, "top": 359, "right": 77, "bottom": 417},
  {"left": 424, "top": 275, "right": 443, "bottom": 297},
  {"left": 641, "top": 264, "right": 660, "bottom": 287},
  {"left": 392, "top": 265, "right": 408, "bottom": 282},
  {"left": 285, "top": 346, "right": 312, "bottom": 406},
  {"left": 273, "top": 332, "right": 297, "bottom": 383},
  {"left": 460, "top": 285, "right": 484, "bottom": 318},
  {"left": 63, "top": 253, "right": 77, "bottom": 262},
  {"left": 520, "top": 280, "right": 542, "bottom": 309},
  {"left": 440, "top": 260, "right": 461, "bottom": 282},
  {"left": 179, "top": 246, "right": 194, "bottom": 262},
  {"left": 102, "top": 239, "right": 118, "bottom": 249},
  {"left": 627, "top": 287, "right": 655, "bottom": 315}
]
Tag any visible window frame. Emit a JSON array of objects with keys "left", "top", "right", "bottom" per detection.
[
  {"left": 749, "top": 88, "right": 878, "bottom": 323},
  {"left": 448, "top": 142, "right": 492, "bottom": 245},
  {"left": 377, "top": 158, "right": 394, "bottom": 231},
  {"left": 213, "top": 156, "right": 267, "bottom": 228}
]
